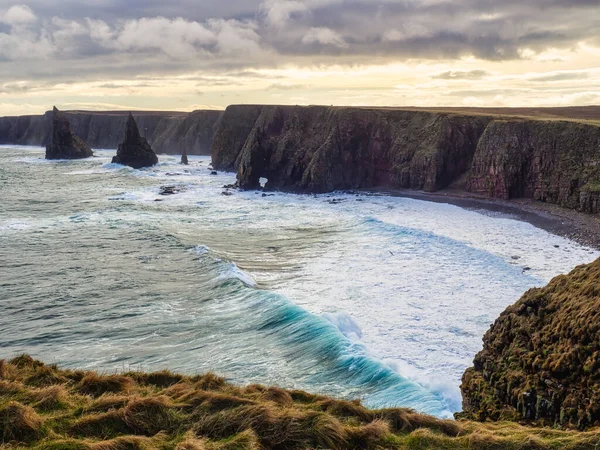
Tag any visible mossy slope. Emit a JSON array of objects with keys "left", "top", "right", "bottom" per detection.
[{"left": 460, "top": 257, "right": 600, "bottom": 430}]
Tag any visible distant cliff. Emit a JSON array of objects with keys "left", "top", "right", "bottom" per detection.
[
  {"left": 211, "top": 105, "right": 600, "bottom": 213},
  {"left": 0, "top": 109, "right": 222, "bottom": 155}
]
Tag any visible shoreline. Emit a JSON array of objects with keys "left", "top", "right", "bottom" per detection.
[{"left": 361, "top": 188, "right": 600, "bottom": 250}]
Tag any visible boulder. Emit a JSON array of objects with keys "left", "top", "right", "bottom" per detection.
[
  {"left": 45, "top": 107, "right": 93, "bottom": 160},
  {"left": 112, "top": 113, "right": 158, "bottom": 168}
]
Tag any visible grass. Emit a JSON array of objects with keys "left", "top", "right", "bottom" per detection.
[{"left": 0, "top": 357, "right": 599, "bottom": 449}]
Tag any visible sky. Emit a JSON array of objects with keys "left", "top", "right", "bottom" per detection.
[{"left": 0, "top": 0, "right": 599, "bottom": 115}]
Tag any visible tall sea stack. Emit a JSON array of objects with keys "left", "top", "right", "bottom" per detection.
[
  {"left": 112, "top": 113, "right": 158, "bottom": 169},
  {"left": 45, "top": 107, "right": 93, "bottom": 160},
  {"left": 181, "top": 149, "right": 189, "bottom": 165}
]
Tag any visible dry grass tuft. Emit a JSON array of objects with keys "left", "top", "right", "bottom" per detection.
[
  {"left": 189, "top": 391, "right": 256, "bottom": 412},
  {"left": 347, "top": 419, "right": 391, "bottom": 448},
  {"left": 78, "top": 374, "right": 135, "bottom": 397},
  {"left": 29, "top": 385, "right": 71, "bottom": 410},
  {"left": 0, "top": 359, "right": 16, "bottom": 379},
  {"left": 90, "top": 435, "right": 154, "bottom": 450},
  {"left": 0, "top": 401, "right": 44, "bottom": 443},
  {"left": 259, "top": 387, "right": 293, "bottom": 407},
  {"left": 88, "top": 395, "right": 132, "bottom": 414},
  {"left": 317, "top": 398, "right": 373, "bottom": 422},
  {"left": 10, "top": 354, "right": 45, "bottom": 369},
  {"left": 122, "top": 396, "right": 177, "bottom": 436},
  {"left": 127, "top": 370, "right": 184, "bottom": 388},
  {"left": 376, "top": 408, "right": 462, "bottom": 436},
  {"left": 25, "top": 364, "right": 69, "bottom": 387},
  {"left": 192, "top": 372, "right": 226, "bottom": 391},
  {"left": 70, "top": 410, "right": 130, "bottom": 438}
]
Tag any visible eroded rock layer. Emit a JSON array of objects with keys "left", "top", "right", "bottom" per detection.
[{"left": 459, "top": 258, "right": 600, "bottom": 430}]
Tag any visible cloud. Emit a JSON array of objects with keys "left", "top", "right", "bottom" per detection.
[
  {"left": 1, "top": 4, "right": 37, "bottom": 25},
  {"left": 432, "top": 70, "right": 491, "bottom": 80},
  {"left": 261, "top": 0, "right": 308, "bottom": 28},
  {"left": 302, "top": 27, "right": 347, "bottom": 48},
  {"left": 528, "top": 71, "right": 591, "bottom": 82}
]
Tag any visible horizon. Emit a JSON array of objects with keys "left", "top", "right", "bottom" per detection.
[{"left": 1, "top": 1, "right": 599, "bottom": 115}]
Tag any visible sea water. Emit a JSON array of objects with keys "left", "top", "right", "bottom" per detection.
[{"left": 1, "top": 146, "right": 597, "bottom": 418}]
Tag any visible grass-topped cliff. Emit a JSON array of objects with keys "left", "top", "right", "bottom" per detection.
[
  {"left": 2, "top": 355, "right": 600, "bottom": 449},
  {"left": 460, "top": 258, "right": 600, "bottom": 430}
]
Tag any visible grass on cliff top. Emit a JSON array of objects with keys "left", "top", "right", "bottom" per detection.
[{"left": 0, "top": 356, "right": 599, "bottom": 450}]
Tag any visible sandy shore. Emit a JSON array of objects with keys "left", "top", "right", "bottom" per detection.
[{"left": 362, "top": 188, "right": 600, "bottom": 250}]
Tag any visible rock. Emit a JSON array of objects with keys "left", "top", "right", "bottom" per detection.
[
  {"left": 159, "top": 186, "right": 181, "bottom": 196},
  {"left": 181, "top": 149, "right": 189, "bottom": 165},
  {"left": 459, "top": 258, "right": 600, "bottom": 429},
  {"left": 112, "top": 113, "right": 158, "bottom": 169},
  {"left": 45, "top": 107, "right": 93, "bottom": 160},
  {"left": 221, "top": 191, "right": 233, "bottom": 196},
  {"left": 210, "top": 171, "right": 218, "bottom": 175}
]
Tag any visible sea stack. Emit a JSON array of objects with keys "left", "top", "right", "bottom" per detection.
[
  {"left": 45, "top": 107, "right": 93, "bottom": 160},
  {"left": 112, "top": 113, "right": 158, "bottom": 168},
  {"left": 181, "top": 149, "right": 189, "bottom": 165},
  {"left": 460, "top": 258, "right": 600, "bottom": 430}
]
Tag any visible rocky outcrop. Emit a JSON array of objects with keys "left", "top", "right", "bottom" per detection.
[
  {"left": 112, "top": 113, "right": 158, "bottom": 168},
  {"left": 459, "top": 258, "right": 600, "bottom": 429},
  {"left": 212, "top": 105, "right": 489, "bottom": 193},
  {"left": 0, "top": 109, "right": 222, "bottom": 154},
  {"left": 467, "top": 120, "right": 600, "bottom": 213},
  {"left": 181, "top": 149, "right": 189, "bottom": 165},
  {"left": 45, "top": 107, "right": 93, "bottom": 160}
]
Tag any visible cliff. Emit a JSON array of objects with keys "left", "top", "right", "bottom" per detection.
[
  {"left": 211, "top": 105, "right": 600, "bottom": 213},
  {"left": 211, "top": 105, "right": 489, "bottom": 193},
  {"left": 2, "top": 356, "right": 599, "bottom": 449},
  {"left": 45, "top": 107, "right": 93, "bottom": 160},
  {"left": 459, "top": 257, "right": 600, "bottom": 430},
  {"left": 0, "top": 109, "right": 221, "bottom": 155},
  {"left": 467, "top": 120, "right": 600, "bottom": 213}
]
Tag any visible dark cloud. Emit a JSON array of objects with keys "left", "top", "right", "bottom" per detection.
[{"left": 0, "top": 0, "right": 598, "bottom": 83}]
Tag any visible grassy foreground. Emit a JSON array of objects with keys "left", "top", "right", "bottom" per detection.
[{"left": 1, "top": 356, "right": 600, "bottom": 449}]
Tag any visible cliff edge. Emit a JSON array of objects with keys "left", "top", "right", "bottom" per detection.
[{"left": 459, "top": 257, "right": 600, "bottom": 430}]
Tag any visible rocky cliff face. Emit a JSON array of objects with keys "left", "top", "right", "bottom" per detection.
[
  {"left": 111, "top": 113, "right": 158, "bottom": 168},
  {"left": 211, "top": 105, "right": 600, "bottom": 214},
  {"left": 45, "top": 107, "right": 93, "bottom": 160},
  {"left": 212, "top": 105, "right": 489, "bottom": 193},
  {"left": 0, "top": 110, "right": 221, "bottom": 154},
  {"left": 459, "top": 258, "right": 600, "bottom": 430},
  {"left": 467, "top": 119, "right": 600, "bottom": 213}
]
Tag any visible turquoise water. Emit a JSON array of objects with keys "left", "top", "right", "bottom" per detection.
[{"left": 1, "top": 146, "right": 597, "bottom": 418}]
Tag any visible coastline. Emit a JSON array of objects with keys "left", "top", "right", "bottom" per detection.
[{"left": 362, "top": 188, "right": 600, "bottom": 250}]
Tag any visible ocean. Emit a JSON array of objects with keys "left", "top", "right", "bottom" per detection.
[{"left": 1, "top": 145, "right": 597, "bottom": 418}]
